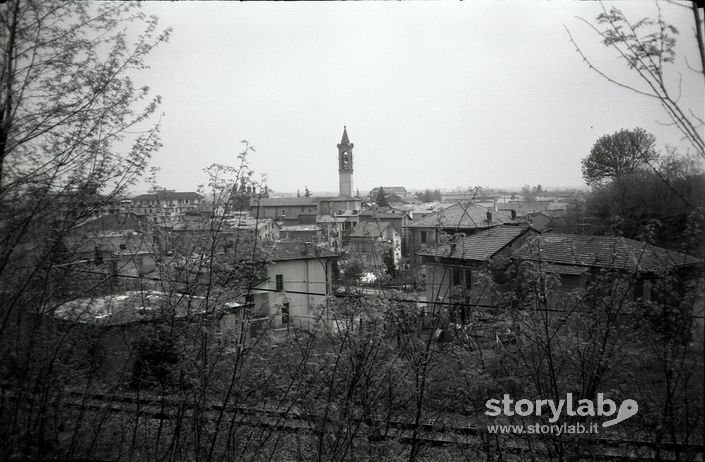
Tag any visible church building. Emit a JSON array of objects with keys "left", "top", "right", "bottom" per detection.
[
  {"left": 316, "top": 126, "right": 362, "bottom": 215},
  {"left": 251, "top": 127, "right": 361, "bottom": 221},
  {"left": 338, "top": 126, "right": 354, "bottom": 197}
]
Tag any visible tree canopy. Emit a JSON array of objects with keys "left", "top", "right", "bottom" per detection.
[
  {"left": 581, "top": 128, "right": 659, "bottom": 186},
  {"left": 375, "top": 186, "right": 389, "bottom": 206}
]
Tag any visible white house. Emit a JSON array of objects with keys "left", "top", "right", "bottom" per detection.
[{"left": 250, "top": 241, "right": 338, "bottom": 330}]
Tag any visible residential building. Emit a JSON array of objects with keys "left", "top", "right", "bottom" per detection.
[
  {"left": 317, "top": 215, "right": 346, "bottom": 252},
  {"left": 54, "top": 291, "right": 249, "bottom": 380},
  {"left": 66, "top": 213, "right": 157, "bottom": 280},
  {"left": 169, "top": 218, "right": 278, "bottom": 258},
  {"left": 250, "top": 241, "right": 338, "bottom": 330},
  {"left": 527, "top": 210, "right": 568, "bottom": 231},
  {"left": 404, "top": 202, "right": 516, "bottom": 280},
  {"left": 130, "top": 190, "right": 203, "bottom": 223},
  {"left": 47, "top": 182, "right": 125, "bottom": 224},
  {"left": 418, "top": 225, "right": 537, "bottom": 322},
  {"left": 230, "top": 217, "right": 280, "bottom": 241},
  {"left": 514, "top": 233, "right": 702, "bottom": 295},
  {"left": 279, "top": 225, "right": 322, "bottom": 242},
  {"left": 348, "top": 221, "right": 402, "bottom": 271},
  {"left": 358, "top": 207, "right": 411, "bottom": 236},
  {"left": 249, "top": 196, "right": 319, "bottom": 221},
  {"left": 368, "top": 186, "right": 407, "bottom": 201},
  {"left": 317, "top": 196, "right": 361, "bottom": 216},
  {"left": 358, "top": 206, "right": 412, "bottom": 258},
  {"left": 385, "top": 192, "right": 420, "bottom": 206}
]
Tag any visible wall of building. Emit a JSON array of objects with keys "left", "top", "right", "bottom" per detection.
[
  {"left": 254, "top": 205, "right": 319, "bottom": 220},
  {"left": 253, "top": 258, "right": 333, "bottom": 329}
]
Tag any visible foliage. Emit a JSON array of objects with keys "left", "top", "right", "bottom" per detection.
[
  {"left": 130, "top": 329, "right": 180, "bottom": 389},
  {"left": 415, "top": 188, "right": 442, "bottom": 203},
  {"left": 568, "top": 4, "right": 704, "bottom": 159},
  {"left": 375, "top": 186, "right": 389, "bottom": 206},
  {"left": 338, "top": 257, "right": 364, "bottom": 287},
  {"left": 520, "top": 184, "right": 543, "bottom": 201},
  {"left": 580, "top": 169, "right": 705, "bottom": 254},
  {"left": 382, "top": 247, "right": 397, "bottom": 278},
  {"left": 581, "top": 128, "right": 659, "bottom": 185}
]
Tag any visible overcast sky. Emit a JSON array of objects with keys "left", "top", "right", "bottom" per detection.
[{"left": 128, "top": 1, "right": 703, "bottom": 195}]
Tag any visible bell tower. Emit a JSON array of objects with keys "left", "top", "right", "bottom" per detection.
[{"left": 337, "top": 126, "right": 354, "bottom": 197}]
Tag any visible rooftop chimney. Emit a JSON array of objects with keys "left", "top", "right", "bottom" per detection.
[{"left": 486, "top": 211, "right": 492, "bottom": 224}]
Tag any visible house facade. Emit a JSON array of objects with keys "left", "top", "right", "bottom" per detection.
[
  {"left": 251, "top": 242, "right": 337, "bottom": 330},
  {"left": 527, "top": 210, "right": 568, "bottom": 232},
  {"left": 418, "top": 226, "right": 537, "bottom": 322},
  {"left": 66, "top": 213, "right": 157, "bottom": 280},
  {"left": 130, "top": 190, "right": 203, "bottom": 223},
  {"left": 405, "top": 202, "right": 515, "bottom": 281},
  {"left": 279, "top": 225, "right": 322, "bottom": 242},
  {"left": 347, "top": 221, "right": 402, "bottom": 271},
  {"left": 249, "top": 196, "right": 319, "bottom": 221}
]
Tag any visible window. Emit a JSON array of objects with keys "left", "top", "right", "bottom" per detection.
[
  {"left": 420, "top": 231, "right": 427, "bottom": 244},
  {"left": 275, "top": 274, "right": 284, "bottom": 291},
  {"left": 282, "top": 302, "right": 290, "bottom": 326},
  {"left": 453, "top": 268, "right": 461, "bottom": 286},
  {"left": 465, "top": 270, "right": 472, "bottom": 288},
  {"left": 633, "top": 279, "right": 644, "bottom": 300}
]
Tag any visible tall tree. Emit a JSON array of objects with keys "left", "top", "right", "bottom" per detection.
[
  {"left": 375, "top": 186, "right": 389, "bottom": 206},
  {"left": 581, "top": 128, "right": 659, "bottom": 186},
  {"left": 521, "top": 184, "right": 536, "bottom": 201},
  {"left": 0, "top": 2, "right": 169, "bottom": 458}
]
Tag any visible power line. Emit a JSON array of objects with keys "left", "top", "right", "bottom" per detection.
[{"left": 46, "top": 266, "right": 705, "bottom": 319}]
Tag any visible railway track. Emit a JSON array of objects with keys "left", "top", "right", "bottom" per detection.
[{"left": 3, "top": 386, "right": 703, "bottom": 461}]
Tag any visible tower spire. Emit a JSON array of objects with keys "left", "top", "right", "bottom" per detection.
[{"left": 340, "top": 125, "right": 350, "bottom": 145}]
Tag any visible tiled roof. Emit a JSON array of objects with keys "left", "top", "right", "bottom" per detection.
[
  {"left": 280, "top": 225, "right": 321, "bottom": 232},
  {"left": 405, "top": 202, "right": 514, "bottom": 229},
  {"left": 317, "top": 195, "right": 361, "bottom": 202},
  {"left": 417, "top": 226, "right": 530, "bottom": 262},
  {"left": 497, "top": 200, "right": 553, "bottom": 215},
  {"left": 54, "top": 291, "right": 245, "bottom": 326},
  {"left": 359, "top": 206, "right": 408, "bottom": 220},
  {"left": 369, "top": 186, "right": 408, "bottom": 195},
  {"left": 349, "top": 221, "right": 392, "bottom": 238},
  {"left": 334, "top": 210, "right": 361, "bottom": 217},
  {"left": 267, "top": 241, "right": 337, "bottom": 261},
  {"left": 131, "top": 191, "right": 202, "bottom": 201},
  {"left": 317, "top": 215, "right": 346, "bottom": 224},
  {"left": 230, "top": 217, "right": 276, "bottom": 230},
  {"left": 530, "top": 210, "right": 567, "bottom": 218},
  {"left": 515, "top": 233, "right": 701, "bottom": 273},
  {"left": 73, "top": 213, "right": 146, "bottom": 232},
  {"left": 251, "top": 197, "right": 318, "bottom": 207}
]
